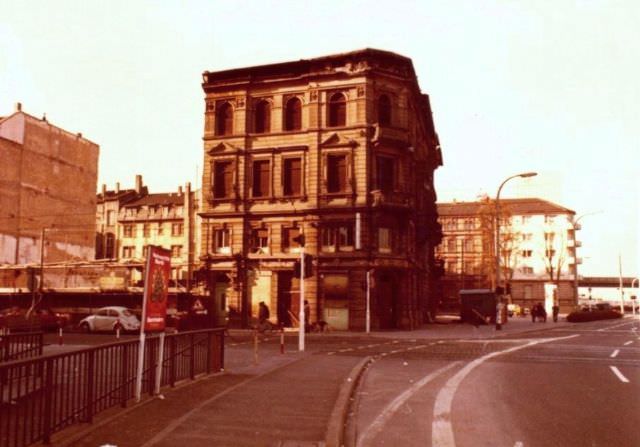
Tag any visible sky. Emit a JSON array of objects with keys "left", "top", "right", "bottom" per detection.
[{"left": 1, "top": 0, "right": 638, "bottom": 277}]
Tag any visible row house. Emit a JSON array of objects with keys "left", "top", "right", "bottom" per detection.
[
  {"left": 436, "top": 198, "right": 579, "bottom": 312},
  {"left": 96, "top": 177, "right": 200, "bottom": 288},
  {"left": 200, "top": 49, "right": 443, "bottom": 330}
]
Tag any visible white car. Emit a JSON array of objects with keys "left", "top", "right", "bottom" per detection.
[{"left": 79, "top": 306, "right": 141, "bottom": 333}]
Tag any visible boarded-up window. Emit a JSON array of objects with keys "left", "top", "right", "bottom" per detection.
[
  {"left": 252, "top": 160, "right": 270, "bottom": 197},
  {"left": 328, "top": 93, "right": 346, "bottom": 127},
  {"left": 283, "top": 157, "right": 302, "bottom": 196},
  {"left": 255, "top": 100, "right": 271, "bottom": 133},
  {"left": 285, "top": 97, "right": 302, "bottom": 131},
  {"left": 213, "top": 161, "right": 234, "bottom": 198},
  {"left": 378, "top": 227, "right": 392, "bottom": 253},
  {"left": 378, "top": 94, "right": 391, "bottom": 126},
  {"left": 327, "top": 154, "right": 347, "bottom": 193},
  {"left": 322, "top": 274, "right": 348, "bottom": 300},
  {"left": 376, "top": 156, "right": 394, "bottom": 193},
  {"left": 216, "top": 102, "right": 233, "bottom": 136}
]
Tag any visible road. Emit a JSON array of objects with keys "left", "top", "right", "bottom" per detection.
[
  {"left": 343, "top": 318, "right": 640, "bottom": 447},
  {"left": 40, "top": 318, "right": 640, "bottom": 447}
]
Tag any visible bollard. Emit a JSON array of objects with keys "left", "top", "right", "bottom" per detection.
[
  {"left": 58, "top": 327, "right": 63, "bottom": 345},
  {"left": 253, "top": 329, "right": 259, "bottom": 365},
  {"left": 280, "top": 326, "right": 285, "bottom": 354}
]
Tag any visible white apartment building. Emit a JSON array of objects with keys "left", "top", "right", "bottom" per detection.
[{"left": 437, "top": 198, "right": 579, "bottom": 312}]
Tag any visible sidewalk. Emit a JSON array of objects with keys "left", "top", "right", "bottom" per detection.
[{"left": 49, "top": 316, "right": 572, "bottom": 447}]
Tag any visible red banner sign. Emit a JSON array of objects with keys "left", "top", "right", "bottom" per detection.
[{"left": 142, "top": 246, "right": 171, "bottom": 332}]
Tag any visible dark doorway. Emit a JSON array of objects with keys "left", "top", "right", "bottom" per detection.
[
  {"left": 377, "top": 272, "right": 397, "bottom": 329},
  {"left": 277, "top": 272, "right": 299, "bottom": 327}
]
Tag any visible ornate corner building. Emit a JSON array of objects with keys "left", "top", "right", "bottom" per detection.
[{"left": 199, "top": 49, "right": 442, "bottom": 330}]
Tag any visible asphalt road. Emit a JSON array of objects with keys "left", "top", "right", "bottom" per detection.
[{"left": 343, "top": 318, "right": 640, "bottom": 447}]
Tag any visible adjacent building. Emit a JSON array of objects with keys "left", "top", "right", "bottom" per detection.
[
  {"left": 96, "top": 176, "right": 201, "bottom": 289},
  {"left": 436, "top": 198, "right": 579, "bottom": 312},
  {"left": 0, "top": 103, "right": 99, "bottom": 265},
  {"left": 199, "top": 49, "right": 443, "bottom": 330}
]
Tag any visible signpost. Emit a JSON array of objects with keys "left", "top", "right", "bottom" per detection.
[{"left": 135, "top": 246, "right": 171, "bottom": 402}]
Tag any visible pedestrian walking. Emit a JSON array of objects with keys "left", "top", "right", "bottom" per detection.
[
  {"left": 552, "top": 303, "right": 560, "bottom": 322},
  {"left": 258, "top": 301, "right": 270, "bottom": 324}
]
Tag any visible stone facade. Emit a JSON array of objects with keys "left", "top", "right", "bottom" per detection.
[
  {"left": 0, "top": 104, "right": 99, "bottom": 265},
  {"left": 200, "top": 49, "right": 443, "bottom": 330}
]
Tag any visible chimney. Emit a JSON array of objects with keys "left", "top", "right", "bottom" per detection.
[
  {"left": 101, "top": 184, "right": 107, "bottom": 196},
  {"left": 135, "top": 175, "right": 143, "bottom": 194},
  {"left": 115, "top": 182, "right": 120, "bottom": 193},
  {"left": 15, "top": 102, "right": 22, "bottom": 112},
  {"left": 178, "top": 186, "right": 183, "bottom": 195}
]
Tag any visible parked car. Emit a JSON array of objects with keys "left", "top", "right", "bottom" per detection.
[
  {"left": 0, "top": 306, "right": 70, "bottom": 332},
  {"left": 78, "top": 306, "right": 140, "bottom": 333}
]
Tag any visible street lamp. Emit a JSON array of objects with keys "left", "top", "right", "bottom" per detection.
[{"left": 495, "top": 172, "right": 537, "bottom": 329}]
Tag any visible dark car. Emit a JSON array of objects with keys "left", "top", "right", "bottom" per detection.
[{"left": 0, "top": 307, "right": 70, "bottom": 332}]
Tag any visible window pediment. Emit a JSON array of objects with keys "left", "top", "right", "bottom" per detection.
[
  {"left": 207, "top": 142, "right": 243, "bottom": 155},
  {"left": 320, "top": 133, "right": 357, "bottom": 148}
]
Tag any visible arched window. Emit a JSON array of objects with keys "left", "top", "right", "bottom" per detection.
[
  {"left": 378, "top": 94, "right": 391, "bottom": 126},
  {"left": 254, "top": 100, "right": 271, "bottom": 133},
  {"left": 284, "top": 97, "right": 302, "bottom": 131},
  {"left": 328, "top": 93, "right": 346, "bottom": 127},
  {"left": 216, "top": 102, "right": 233, "bottom": 136}
]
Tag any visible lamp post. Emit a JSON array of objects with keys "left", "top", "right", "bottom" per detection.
[{"left": 495, "top": 172, "right": 537, "bottom": 329}]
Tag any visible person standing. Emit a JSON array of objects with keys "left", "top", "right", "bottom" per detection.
[
  {"left": 552, "top": 303, "right": 560, "bottom": 322},
  {"left": 258, "top": 301, "right": 270, "bottom": 325}
]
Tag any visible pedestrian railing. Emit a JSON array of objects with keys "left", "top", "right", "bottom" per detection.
[
  {"left": 0, "top": 332, "right": 44, "bottom": 363},
  {"left": 0, "top": 327, "right": 224, "bottom": 447}
]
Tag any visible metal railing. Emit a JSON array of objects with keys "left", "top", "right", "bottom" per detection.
[
  {"left": 1, "top": 332, "right": 44, "bottom": 363},
  {"left": 0, "top": 328, "right": 224, "bottom": 447}
]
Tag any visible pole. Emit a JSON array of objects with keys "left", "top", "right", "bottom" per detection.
[
  {"left": 366, "top": 270, "right": 371, "bottom": 333},
  {"left": 154, "top": 332, "right": 165, "bottom": 395},
  {"left": 619, "top": 255, "right": 624, "bottom": 314},
  {"left": 299, "top": 245, "right": 305, "bottom": 352}
]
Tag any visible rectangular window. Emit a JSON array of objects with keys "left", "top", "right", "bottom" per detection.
[
  {"left": 171, "top": 245, "right": 182, "bottom": 257},
  {"left": 251, "top": 228, "right": 269, "bottom": 253},
  {"left": 544, "top": 232, "right": 555, "bottom": 243},
  {"left": 172, "top": 223, "right": 183, "bottom": 236},
  {"left": 327, "top": 154, "right": 347, "bottom": 193},
  {"left": 123, "top": 225, "right": 135, "bottom": 238},
  {"left": 283, "top": 157, "right": 302, "bottom": 196},
  {"left": 143, "top": 224, "right": 150, "bottom": 238},
  {"left": 142, "top": 245, "right": 149, "bottom": 259},
  {"left": 214, "top": 229, "right": 231, "bottom": 254},
  {"left": 521, "top": 250, "right": 532, "bottom": 258},
  {"left": 283, "top": 227, "right": 301, "bottom": 253},
  {"left": 447, "top": 238, "right": 456, "bottom": 252},
  {"left": 122, "top": 246, "right": 135, "bottom": 258},
  {"left": 157, "top": 223, "right": 164, "bottom": 235},
  {"left": 252, "top": 159, "right": 271, "bottom": 197},
  {"left": 321, "top": 223, "right": 354, "bottom": 252},
  {"left": 106, "top": 210, "right": 115, "bottom": 226},
  {"left": 464, "top": 238, "right": 474, "bottom": 252},
  {"left": 378, "top": 227, "right": 392, "bottom": 253},
  {"left": 376, "top": 156, "right": 394, "bottom": 193},
  {"left": 522, "top": 267, "right": 534, "bottom": 276},
  {"left": 213, "top": 160, "right": 234, "bottom": 198},
  {"left": 545, "top": 249, "right": 556, "bottom": 258}
]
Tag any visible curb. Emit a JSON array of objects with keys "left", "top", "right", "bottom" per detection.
[{"left": 325, "top": 356, "right": 373, "bottom": 447}]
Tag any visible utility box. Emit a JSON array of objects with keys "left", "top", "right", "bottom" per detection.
[{"left": 460, "top": 289, "right": 496, "bottom": 324}]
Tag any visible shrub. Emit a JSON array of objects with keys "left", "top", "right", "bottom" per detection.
[{"left": 566, "top": 310, "right": 623, "bottom": 323}]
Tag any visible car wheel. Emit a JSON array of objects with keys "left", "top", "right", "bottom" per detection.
[{"left": 80, "top": 322, "right": 91, "bottom": 333}]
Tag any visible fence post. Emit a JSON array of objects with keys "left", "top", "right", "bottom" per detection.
[
  {"left": 85, "top": 350, "right": 95, "bottom": 423},
  {"left": 170, "top": 336, "right": 176, "bottom": 387},
  {"left": 121, "top": 344, "right": 129, "bottom": 408},
  {"left": 42, "top": 358, "right": 54, "bottom": 444},
  {"left": 148, "top": 337, "right": 156, "bottom": 397},
  {"left": 206, "top": 331, "right": 212, "bottom": 374},
  {"left": 189, "top": 333, "right": 195, "bottom": 380}
]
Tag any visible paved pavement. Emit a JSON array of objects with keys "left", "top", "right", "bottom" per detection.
[{"left": 46, "top": 315, "right": 577, "bottom": 447}]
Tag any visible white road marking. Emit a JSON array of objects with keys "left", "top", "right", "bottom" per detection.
[
  {"left": 610, "top": 349, "right": 619, "bottom": 358},
  {"left": 356, "top": 362, "right": 461, "bottom": 447},
  {"left": 431, "top": 334, "right": 579, "bottom": 447},
  {"left": 624, "top": 341, "right": 633, "bottom": 346},
  {"left": 610, "top": 366, "right": 630, "bottom": 383}
]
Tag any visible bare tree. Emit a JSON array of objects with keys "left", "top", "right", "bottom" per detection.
[{"left": 541, "top": 230, "right": 567, "bottom": 288}]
